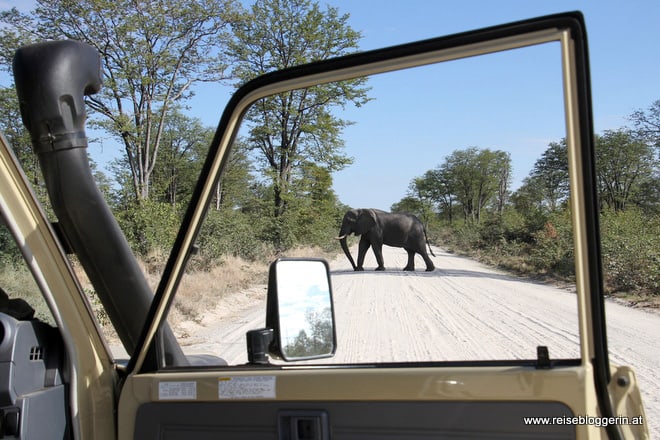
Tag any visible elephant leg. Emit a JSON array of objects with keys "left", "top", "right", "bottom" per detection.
[
  {"left": 356, "top": 237, "right": 370, "bottom": 271},
  {"left": 404, "top": 249, "right": 416, "bottom": 271},
  {"left": 372, "top": 243, "right": 386, "bottom": 271},
  {"left": 421, "top": 251, "right": 435, "bottom": 271}
]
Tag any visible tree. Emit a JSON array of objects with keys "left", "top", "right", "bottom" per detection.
[
  {"left": 0, "top": 86, "right": 48, "bottom": 263},
  {"left": 511, "top": 175, "right": 548, "bottom": 224},
  {"left": 484, "top": 149, "right": 511, "bottom": 216},
  {"left": 228, "top": 0, "right": 370, "bottom": 219},
  {"left": 397, "top": 172, "right": 442, "bottom": 226},
  {"left": 516, "top": 140, "right": 569, "bottom": 212},
  {"left": 0, "top": 87, "right": 41, "bottom": 192},
  {"left": 1, "top": 0, "right": 241, "bottom": 203},
  {"left": 275, "top": 162, "right": 343, "bottom": 249},
  {"left": 284, "top": 307, "right": 333, "bottom": 358},
  {"left": 150, "top": 111, "right": 213, "bottom": 209},
  {"left": 212, "top": 140, "right": 255, "bottom": 211},
  {"left": 428, "top": 163, "right": 457, "bottom": 223},
  {"left": 398, "top": 147, "right": 510, "bottom": 226},
  {"left": 442, "top": 147, "right": 511, "bottom": 223},
  {"left": 391, "top": 196, "right": 427, "bottom": 218},
  {"left": 630, "top": 99, "right": 660, "bottom": 155},
  {"left": 595, "top": 129, "right": 656, "bottom": 212}
]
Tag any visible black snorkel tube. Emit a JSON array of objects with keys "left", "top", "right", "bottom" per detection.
[{"left": 13, "top": 40, "right": 186, "bottom": 367}]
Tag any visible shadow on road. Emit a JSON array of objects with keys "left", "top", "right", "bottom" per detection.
[{"left": 331, "top": 267, "right": 548, "bottom": 285}]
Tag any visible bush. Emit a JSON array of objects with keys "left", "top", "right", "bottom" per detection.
[
  {"left": 600, "top": 209, "right": 660, "bottom": 295},
  {"left": 433, "top": 222, "right": 480, "bottom": 255},
  {"left": 117, "top": 200, "right": 180, "bottom": 256},
  {"left": 477, "top": 211, "right": 533, "bottom": 247},
  {"left": 529, "top": 210, "right": 574, "bottom": 278},
  {"left": 194, "top": 208, "right": 274, "bottom": 268}
]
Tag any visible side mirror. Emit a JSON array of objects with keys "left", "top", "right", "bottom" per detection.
[{"left": 265, "top": 258, "right": 336, "bottom": 361}]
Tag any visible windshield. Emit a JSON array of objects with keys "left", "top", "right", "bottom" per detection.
[{"left": 157, "top": 38, "right": 582, "bottom": 367}]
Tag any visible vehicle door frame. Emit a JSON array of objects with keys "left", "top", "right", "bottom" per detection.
[
  {"left": 121, "top": 12, "right": 625, "bottom": 440},
  {"left": 0, "top": 134, "right": 118, "bottom": 439}
]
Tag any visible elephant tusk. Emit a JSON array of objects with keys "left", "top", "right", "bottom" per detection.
[{"left": 335, "top": 234, "right": 347, "bottom": 240}]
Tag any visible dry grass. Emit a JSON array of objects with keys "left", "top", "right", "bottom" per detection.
[
  {"left": 171, "top": 254, "right": 268, "bottom": 326},
  {"left": 44, "top": 247, "right": 339, "bottom": 347},
  {"left": 171, "top": 246, "right": 338, "bottom": 325},
  {"left": 0, "top": 265, "right": 55, "bottom": 325}
]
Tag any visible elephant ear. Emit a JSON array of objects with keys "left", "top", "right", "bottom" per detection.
[{"left": 355, "top": 209, "right": 377, "bottom": 235}]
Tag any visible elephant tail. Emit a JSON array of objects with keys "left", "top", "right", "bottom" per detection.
[{"left": 424, "top": 227, "right": 436, "bottom": 257}]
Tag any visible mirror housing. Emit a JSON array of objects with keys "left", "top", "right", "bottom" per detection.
[{"left": 266, "top": 258, "right": 336, "bottom": 361}]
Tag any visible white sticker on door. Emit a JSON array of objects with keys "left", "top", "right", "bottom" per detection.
[
  {"left": 218, "top": 376, "right": 276, "bottom": 399},
  {"left": 158, "top": 381, "right": 197, "bottom": 400}
]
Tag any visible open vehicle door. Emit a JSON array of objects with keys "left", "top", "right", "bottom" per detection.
[{"left": 3, "top": 10, "right": 648, "bottom": 440}]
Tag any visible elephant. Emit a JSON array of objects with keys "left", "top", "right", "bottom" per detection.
[{"left": 335, "top": 208, "right": 436, "bottom": 272}]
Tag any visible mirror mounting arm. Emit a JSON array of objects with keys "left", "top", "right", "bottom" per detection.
[{"left": 246, "top": 328, "right": 274, "bottom": 365}]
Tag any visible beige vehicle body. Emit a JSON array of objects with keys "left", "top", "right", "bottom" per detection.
[{"left": 0, "top": 11, "right": 648, "bottom": 440}]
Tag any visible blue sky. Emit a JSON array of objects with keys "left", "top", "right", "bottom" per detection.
[
  {"left": 3, "top": 0, "right": 660, "bottom": 210},
  {"left": 191, "top": 1, "right": 660, "bottom": 210},
  {"left": 314, "top": 1, "right": 660, "bottom": 209}
]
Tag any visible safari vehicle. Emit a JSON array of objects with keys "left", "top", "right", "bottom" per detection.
[{"left": 0, "top": 11, "right": 648, "bottom": 440}]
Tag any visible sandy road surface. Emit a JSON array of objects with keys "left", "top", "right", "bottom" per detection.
[{"left": 169, "top": 245, "right": 659, "bottom": 437}]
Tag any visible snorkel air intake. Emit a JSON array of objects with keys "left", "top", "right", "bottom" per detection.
[{"left": 13, "top": 40, "right": 185, "bottom": 366}]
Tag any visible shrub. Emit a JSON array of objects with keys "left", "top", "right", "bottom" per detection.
[
  {"left": 194, "top": 208, "right": 274, "bottom": 268},
  {"left": 117, "top": 200, "right": 180, "bottom": 256},
  {"left": 600, "top": 209, "right": 659, "bottom": 295},
  {"left": 529, "top": 210, "right": 574, "bottom": 278}
]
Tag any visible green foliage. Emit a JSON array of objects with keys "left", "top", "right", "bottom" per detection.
[
  {"left": 595, "top": 129, "right": 656, "bottom": 212},
  {"left": 516, "top": 139, "right": 569, "bottom": 212},
  {"left": 409, "top": 147, "right": 511, "bottom": 223},
  {"left": 1, "top": 0, "right": 353, "bottom": 266},
  {"left": 404, "top": 122, "right": 660, "bottom": 297},
  {"left": 529, "top": 210, "right": 574, "bottom": 277},
  {"left": 0, "top": 87, "right": 52, "bottom": 211},
  {"left": 283, "top": 163, "right": 345, "bottom": 250},
  {"left": 284, "top": 307, "right": 334, "bottom": 358},
  {"left": 193, "top": 162, "right": 345, "bottom": 264},
  {"left": 601, "top": 209, "right": 660, "bottom": 295},
  {"left": 438, "top": 222, "right": 480, "bottom": 254},
  {"left": 229, "top": 0, "right": 368, "bottom": 219},
  {"left": 195, "top": 208, "right": 272, "bottom": 266},
  {"left": 3, "top": 0, "right": 654, "bottom": 302},
  {"left": 0, "top": 224, "right": 21, "bottom": 265},
  {"left": 477, "top": 210, "right": 531, "bottom": 248},
  {"left": 630, "top": 99, "right": 660, "bottom": 152},
  {"left": 149, "top": 112, "right": 213, "bottom": 208},
  {"left": 0, "top": 0, "right": 241, "bottom": 204},
  {"left": 117, "top": 200, "right": 180, "bottom": 256}
]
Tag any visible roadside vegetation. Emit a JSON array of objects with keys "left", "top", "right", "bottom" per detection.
[
  {"left": 399, "top": 125, "right": 659, "bottom": 301},
  {"left": 0, "top": 0, "right": 657, "bottom": 327}
]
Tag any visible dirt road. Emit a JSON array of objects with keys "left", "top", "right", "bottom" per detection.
[
  {"left": 175, "top": 245, "right": 659, "bottom": 437},
  {"left": 329, "top": 246, "right": 659, "bottom": 437}
]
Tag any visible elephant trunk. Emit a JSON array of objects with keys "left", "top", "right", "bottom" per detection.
[{"left": 338, "top": 235, "right": 357, "bottom": 271}]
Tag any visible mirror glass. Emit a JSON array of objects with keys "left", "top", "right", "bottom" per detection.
[{"left": 274, "top": 259, "right": 335, "bottom": 360}]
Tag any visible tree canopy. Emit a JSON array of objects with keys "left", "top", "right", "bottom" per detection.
[
  {"left": 630, "top": 99, "right": 660, "bottom": 154},
  {"left": 1, "top": 0, "right": 241, "bottom": 202},
  {"left": 228, "top": 0, "right": 370, "bottom": 219},
  {"left": 0, "top": 0, "right": 365, "bottom": 256},
  {"left": 595, "top": 129, "right": 656, "bottom": 212},
  {"left": 402, "top": 147, "right": 511, "bottom": 224}
]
